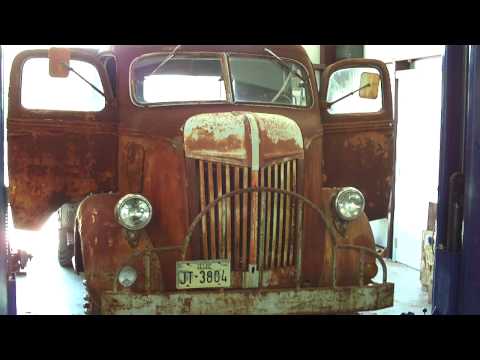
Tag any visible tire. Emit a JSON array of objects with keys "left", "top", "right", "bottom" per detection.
[
  {"left": 73, "top": 220, "right": 85, "bottom": 273},
  {"left": 58, "top": 228, "right": 74, "bottom": 268}
]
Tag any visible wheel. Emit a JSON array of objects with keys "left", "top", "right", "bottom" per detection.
[{"left": 58, "top": 228, "right": 74, "bottom": 268}]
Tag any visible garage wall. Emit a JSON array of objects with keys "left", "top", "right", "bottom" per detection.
[
  {"left": 364, "top": 45, "right": 444, "bottom": 268},
  {"left": 393, "top": 57, "right": 442, "bottom": 269},
  {"left": 302, "top": 45, "right": 320, "bottom": 64},
  {"left": 364, "top": 45, "right": 444, "bottom": 63}
]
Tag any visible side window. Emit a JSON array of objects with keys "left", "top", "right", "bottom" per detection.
[
  {"left": 21, "top": 57, "right": 105, "bottom": 112},
  {"left": 326, "top": 67, "right": 383, "bottom": 115}
]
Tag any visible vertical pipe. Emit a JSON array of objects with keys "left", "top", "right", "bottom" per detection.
[
  {"left": 460, "top": 45, "right": 480, "bottom": 314},
  {"left": 433, "top": 45, "right": 468, "bottom": 314}
]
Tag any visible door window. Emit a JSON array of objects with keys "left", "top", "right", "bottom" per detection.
[
  {"left": 326, "top": 67, "right": 383, "bottom": 115},
  {"left": 21, "top": 58, "right": 105, "bottom": 112}
]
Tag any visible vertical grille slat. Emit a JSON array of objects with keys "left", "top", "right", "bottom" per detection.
[
  {"left": 278, "top": 162, "right": 285, "bottom": 266},
  {"left": 195, "top": 159, "right": 300, "bottom": 272},
  {"left": 207, "top": 162, "right": 217, "bottom": 259},
  {"left": 241, "top": 167, "right": 249, "bottom": 271},
  {"left": 283, "top": 161, "right": 292, "bottom": 267},
  {"left": 250, "top": 170, "right": 259, "bottom": 268},
  {"left": 289, "top": 160, "right": 297, "bottom": 265},
  {"left": 234, "top": 167, "right": 241, "bottom": 269},
  {"left": 199, "top": 161, "right": 209, "bottom": 259},
  {"left": 265, "top": 166, "right": 272, "bottom": 269},
  {"left": 258, "top": 167, "right": 266, "bottom": 271},
  {"left": 270, "top": 164, "right": 279, "bottom": 268},
  {"left": 216, "top": 163, "right": 224, "bottom": 258},
  {"left": 225, "top": 165, "right": 232, "bottom": 260}
]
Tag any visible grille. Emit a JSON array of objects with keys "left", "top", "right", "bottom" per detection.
[{"left": 196, "top": 159, "right": 301, "bottom": 271}]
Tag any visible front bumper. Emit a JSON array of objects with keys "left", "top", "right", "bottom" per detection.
[{"left": 101, "top": 282, "right": 394, "bottom": 315}]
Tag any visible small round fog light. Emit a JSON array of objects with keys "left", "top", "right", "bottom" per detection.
[{"left": 118, "top": 266, "right": 137, "bottom": 288}]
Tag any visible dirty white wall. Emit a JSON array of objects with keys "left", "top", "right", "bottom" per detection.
[
  {"left": 364, "top": 45, "right": 444, "bottom": 268},
  {"left": 364, "top": 45, "right": 444, "bottom": 63},
  {"left": 302, "top": 45, "right": 321, "bottom": 64}
]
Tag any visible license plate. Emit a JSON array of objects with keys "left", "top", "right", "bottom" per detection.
[{"left": 176, "top": 259, "right": 231, "bottom": 289}]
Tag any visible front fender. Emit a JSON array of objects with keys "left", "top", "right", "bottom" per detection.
[
  {"left": 76, "top": 193, "right": 162, "bottom": 300},
  {"left": 319, "top": 188, "right": 379, "bottom": 287}
]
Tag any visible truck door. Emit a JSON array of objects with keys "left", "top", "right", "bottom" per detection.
[
  {"left": 7, "top": 48, "right": 117, "bottom": 230},
  {"left": 320, "top": 59, "right": 394, "bottom": 221}
]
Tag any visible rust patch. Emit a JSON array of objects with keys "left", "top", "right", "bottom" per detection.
[{"left": 184, "top": 112, "right": 304, "bottom": 168}]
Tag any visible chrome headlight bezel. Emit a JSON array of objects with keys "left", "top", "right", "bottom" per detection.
[
  {"left": 115, "top": 194, "right": 153, "bottom": 231},
  {"left": 334, "top": 187, "right": 365, "bottom": 222}
]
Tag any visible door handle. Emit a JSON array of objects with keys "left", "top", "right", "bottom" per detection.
[{"left": 446, "top": 172, "right": 464, "bottom": 252}]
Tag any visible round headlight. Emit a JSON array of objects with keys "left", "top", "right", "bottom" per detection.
[
  {"left": 115, "top": 194, "right": 153, "bottom": 231},
  {"left": 118, "top": 266, "right": 137, "bottom": 288},
  {"left": 334, "top": 187, "right": 365, "bottom": 221}
]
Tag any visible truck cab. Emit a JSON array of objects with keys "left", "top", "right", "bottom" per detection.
[{"left": 7, "top": 45, "right": 394, "bottom": 314}]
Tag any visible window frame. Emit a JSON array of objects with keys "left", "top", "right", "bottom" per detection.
[
  {"left": 325, "top": 65, "right": 384, "bottom": 116},
  {"left": 99, "top": 52, "right": 118, "bottom": 97},
  {"left": 128, "top": 51, "right": 315, "bottom": 110},
  {"left": 18, "top": 53, "right": 111, "bottom": 114},
  {"left": 321, "top": 61, "right": 392, "bottom": 122},
  {"left": 226, "top": 52, "right": 315, "bottom": 110},
  {"left": 129, "top": 52, "right": 232, "bottom": 108}
]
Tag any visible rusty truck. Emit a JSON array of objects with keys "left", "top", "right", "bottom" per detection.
[{"left": 7, "top": 45, "right": 395, "bottom": 314}]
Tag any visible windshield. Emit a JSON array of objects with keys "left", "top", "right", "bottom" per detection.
[
  {"left": 131, "top": 55, "right": 227, "bottom": 104},
  {"left": 229, "top": 56, "right": 311, "bottom": 107},
  {"left": 130, "top": 53, "right": 312, "bottom": 107}
]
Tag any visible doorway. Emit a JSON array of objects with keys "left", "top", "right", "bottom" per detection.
[{"left": 392, "top": 56, "right": 442, "bottom": 269}]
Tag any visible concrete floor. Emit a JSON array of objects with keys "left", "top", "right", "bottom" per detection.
[
  {"left": 10, "top": 214, "right": 431, "bottom": 315},
  {"left": 11, "top": 214, "right": 86, "bottom": 315},
  {"left": 361, "top": 259, "right": 431, "bottom": 315}
]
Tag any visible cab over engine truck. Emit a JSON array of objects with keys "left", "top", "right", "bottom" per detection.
[{"left": 7, "top": 45, "right": 395, "bottom": 314}]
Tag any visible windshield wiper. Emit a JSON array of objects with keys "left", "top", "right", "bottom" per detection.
[
  {"left": 62, "top": 62, "right": 105, "bottom": 98},
  {"left": 148, "top": 45, "right": 182, "bottom": 77},
  {"left": 264, "top": 48, "right": 306, "bottom": 83}
]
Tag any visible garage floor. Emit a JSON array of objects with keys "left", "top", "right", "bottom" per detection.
[
  {"left": 362, "top": 260, "right": 431, "bottom": 315},
  {"left": 11, "top": 213, "right": 86, "bottom": 315},
  {"left": 11, "top": 214, "right": 431, "bottom": 315}
]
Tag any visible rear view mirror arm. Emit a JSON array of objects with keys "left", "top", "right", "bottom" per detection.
[
  {"left": 62, "top": 62, "right": 106, "bottom": 98},
  {"left": 327, "top": 83, "right": 370, "bottom": 108}
]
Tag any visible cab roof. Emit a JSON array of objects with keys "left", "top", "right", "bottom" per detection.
[{"left": 105, "top": 45, "right": 311, "bottom": 64}]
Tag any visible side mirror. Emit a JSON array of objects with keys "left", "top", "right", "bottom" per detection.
[
  {"left": 48, "top": 47, "right": 71, "bottom": 78},
  {"left": 359, "top": 72, "right": 380, "bottom": 99}
]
